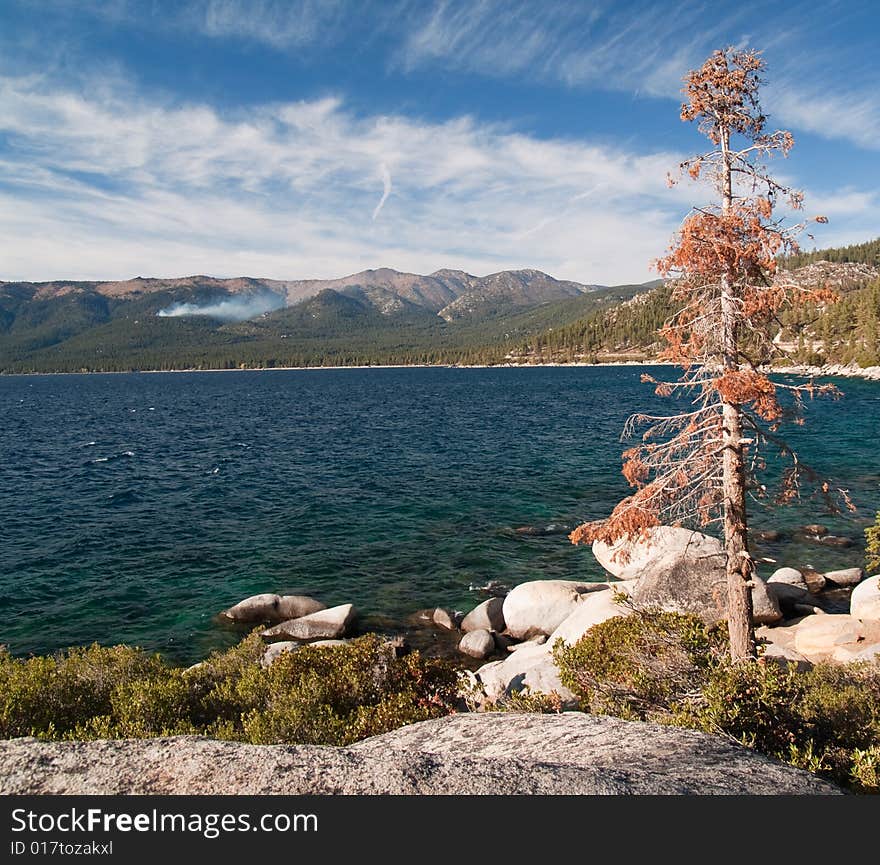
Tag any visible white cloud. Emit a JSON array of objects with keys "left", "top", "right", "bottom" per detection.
[
  {"left": 0, "top": 73, "right": 704, "bottom": 284},
  {"left": 0, "top": 70, "right": 874, "bottom": 286}
]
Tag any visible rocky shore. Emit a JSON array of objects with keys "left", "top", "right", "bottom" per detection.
[
  {"left": 215, "top": 521, "right": 878, "bottom": 711},
  {"left": 773, "top": 362, "right": 880, "bottom": 381}
]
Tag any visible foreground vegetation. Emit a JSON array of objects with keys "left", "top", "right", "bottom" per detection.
[
  {"left": 553, "top": 609, "right": 880, "bottom": 792},
  {"left": 3, "top": 612, "right": 879, "bottom": 791},
  {"left": 0, "top": 634, "right": 458, "bottom": 746}
]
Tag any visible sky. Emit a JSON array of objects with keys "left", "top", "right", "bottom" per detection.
[{"left": 0, "top": 0, "right": 878, "bottom": 285}]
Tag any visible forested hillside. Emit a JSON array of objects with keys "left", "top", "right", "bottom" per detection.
[
  {"left": 0, "top": 274, "right": 652, "bottom": 373},
  {"left": 513, "top": 239, "right": 880, "bottom": 367},
  {"left": 783, "top": 237, "right": 880, "bottom": 269},
  {"left": 2, "top": 240, "right": 878, "bottom": 372}
]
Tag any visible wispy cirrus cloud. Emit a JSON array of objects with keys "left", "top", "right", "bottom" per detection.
[
  {"left": 8, "top": 1, "right": 879, "bottom": 154},
  {"left": 397, "top": 0, "right": 880, "bottom": 152}
]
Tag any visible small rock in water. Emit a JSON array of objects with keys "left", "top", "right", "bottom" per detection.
[
  {"left": 818, "top": 535, "right": 854, "bottom": 548},
  {"left": 756, "top": 530, "right": 784, "bottom": 542},
  {"left": 823, "top": 567, "right": 864, "bottom": 587},
  {"left": 513, "top": 524, "right": 571, "bottom": 537},
  {"left": 461, "top": 597, "right": 505, "bottom": 634},
  {"left": 458, "top": 629, "right": 496, "bottom": 660},
  {"left": 468, "top": 579, "right": 509, "bottom": 598},
  {"left": 433, "top": 608, "right": 458, "bottom": 631},
  {"left": 801, "top": 524, "right": 829, "bottom": 537},
  {"left": 802, "top": 569, "right": 827, "bottom": 594},
  {"left": 262, "top": 604, "right": 358, "bottom": 641}
]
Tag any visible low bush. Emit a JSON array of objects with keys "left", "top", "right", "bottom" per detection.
[
  {"left": 0, "top": 634, "right": 459, "bottom": 746},
  {"left": 553, "top": 610, "right": 880, "bottom": 792},
  {"left": 553, "top": 609, "right": 727, "bottom": 721}
]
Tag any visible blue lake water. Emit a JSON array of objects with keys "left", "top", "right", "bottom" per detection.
[{"left": 1, "top": 366, "right": 878, "bottom": 663}]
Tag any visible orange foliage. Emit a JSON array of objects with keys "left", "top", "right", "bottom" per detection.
[
  {"left": 655, "top": 206, "right": 783, "bottom": 284},
  {"left": 713, "top": 370, "right": 781, "bottom": 421},
  {"left": 569, "top": 495, "right": 660, "bottom": 546},
  {"left": 680, "top": 48, "right": 766, "bottom": 143}
]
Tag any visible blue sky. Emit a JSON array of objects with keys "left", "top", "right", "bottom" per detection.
[{"left": 0, "top": 0, "right": 877, "bottom": 284}]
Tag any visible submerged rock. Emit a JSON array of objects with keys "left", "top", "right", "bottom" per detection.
[
  {"left": 818, "top": 535, "right": 854, "bottom": 548},
  {"left": 513, "top": 524, "right": 572, "bottom": 537}
]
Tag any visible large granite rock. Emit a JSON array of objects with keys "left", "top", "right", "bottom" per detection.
[
  {"left": 221, "top": 593, "right": 326, "bottom": 624},
  {"left": 461, "top": 597, "right": 506, "bottom": 634},
  {"left": 474, "top": 642, "right": 575, "bottom": 706},
  {"left": 593, "top": 526, "right": 719, "bottom": 580},
  {"left": 595, "top": 527, "right": 781, "bottom": 625},
  {"left": 502, "top": 579, "right": 603, "bottom": 640},
  {"left": 548, "top": 581, "right": 636, "bottom": 647},
  {"left": 794, "top": 614, "right": 863, "bottom": 659},
  {"left": 0, "top": 713, "right": 840, "bottom": 795},
  {"left": 263, "top": 604, "right": 357, "bottom": 641},
  {"left": 851, "top": 575, "right": 880, "bottom": 621}
]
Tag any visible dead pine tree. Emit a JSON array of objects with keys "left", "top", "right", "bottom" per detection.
[{"left": 570, "top": 47, "right": 845, "bottom": 660}]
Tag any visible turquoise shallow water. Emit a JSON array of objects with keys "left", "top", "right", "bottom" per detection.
[{"left": 1, "top": 366, "right": 877, "bottom": 663}]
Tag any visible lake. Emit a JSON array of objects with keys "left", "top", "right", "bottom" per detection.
[{"left": 1, "top": 365, "right": 877, "bottom": 663}]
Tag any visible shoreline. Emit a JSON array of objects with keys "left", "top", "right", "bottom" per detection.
[{"left": 2, "top": 359, "right": 880, "bottom": 379}]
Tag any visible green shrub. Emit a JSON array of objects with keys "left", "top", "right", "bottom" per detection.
[
  {"left": 0, "top": 635, "right": 459, "bottom": 746},
  {"left": 867, "top": 510, "right": 880, "bottom": 573},
  {"left": 675, "top": 660, "right": 880, "bottom": 791},
  {"left": 0, "top": 644, "right": 169, "bottom": 739},
  {"left": 552, "top": 610, "right": 880, "bottom": 792},
  {"left": 552, "top": 610, "right": 727, "bottom": 721}
]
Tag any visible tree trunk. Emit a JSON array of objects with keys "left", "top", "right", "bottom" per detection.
[
  {"left": 719, "top": 128, "right": 756, "bottom": 660},
  {"left": 721, "top": 398, "right": 756, "bottom": 659}
]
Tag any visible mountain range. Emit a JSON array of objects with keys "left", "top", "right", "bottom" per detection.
[
  {"left": 0, "top": 267, "right": 654, "bottom": 372},
  {"left": 1, "top": 237, "right": 877, "bottom": 373}
]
